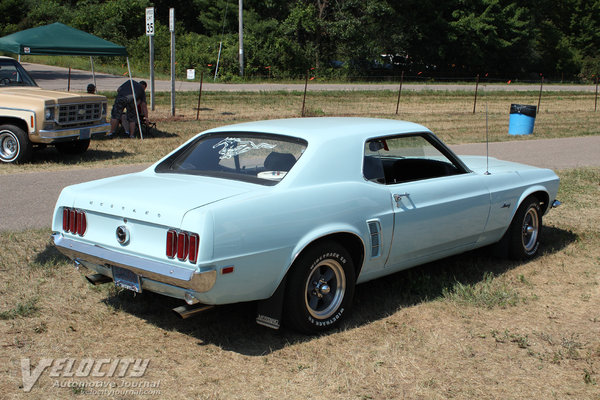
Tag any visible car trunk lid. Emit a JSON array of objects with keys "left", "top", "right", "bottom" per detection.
[{"left": 71, "top": 171, "right": 253, "bottom": 226}]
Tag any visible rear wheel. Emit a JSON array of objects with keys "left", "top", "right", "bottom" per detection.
[
  {"left": 0, "top": 124, "right": 31, "bottom": 164},
  {"left": 284, "top": 241, "right": 355, "bottom": 334},
  {"left": 55, "top": 139, "right": 90, "bottom": 155}
]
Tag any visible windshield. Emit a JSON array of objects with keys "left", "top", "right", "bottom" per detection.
[
  {"left": 0, "top": 59, "right": 37, "bottom": 87},
  {"left": 156, "top": 132, "right": 307, "bottom": 185}
]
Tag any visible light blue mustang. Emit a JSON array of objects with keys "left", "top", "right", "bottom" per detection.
[{"left": 52, "top": 118, "right": 560, "bottom": 333}]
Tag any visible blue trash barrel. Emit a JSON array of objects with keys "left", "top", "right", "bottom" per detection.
[{"left": 508, "top": 104, "right": 537, "bottom": 135}]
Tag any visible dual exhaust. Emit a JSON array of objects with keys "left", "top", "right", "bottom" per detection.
[{"left": 84, "top": 272, "right": 213, "bottom": 319}]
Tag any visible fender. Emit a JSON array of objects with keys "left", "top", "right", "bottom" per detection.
[
  {"left": 514, "top": 184, "right": 550, "bottom": 218},
  {"left": 0, "top": 107, "right": 36, "bottom": 133}
]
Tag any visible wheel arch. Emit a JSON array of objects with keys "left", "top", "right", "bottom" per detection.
[
  {"left": 517, "top": 188, "right": 550, "bottom": 215},
  {"left": 289, "top": 231, "right": 365, "bottom": 281},
  {"left": 0, "top": 117, "right": 30, "bottom": 134}
]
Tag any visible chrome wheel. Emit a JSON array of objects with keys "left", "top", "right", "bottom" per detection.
[
  {"left": 502, "top": 196, "right": 543, "bottom": 260},
  {"left": 521, "top": 206, "right": 540, "bottom": 253},
  {"left": 285, "top": 241, "right": 355, "bottom": 333},
  {"left": 304, "top": 259, "right": 346, "bottom": 319},
  {"left": 0, "top": 129, "right": 19, "bottom": 162}
]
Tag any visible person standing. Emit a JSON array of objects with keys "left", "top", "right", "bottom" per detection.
[{"left": 109, "top": 80, "right": 148, "bottom": 138}]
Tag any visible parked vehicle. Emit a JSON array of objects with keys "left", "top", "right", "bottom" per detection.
[
  {"left": 0, "top": 56, "right": 109, "bottom": 163},
  {"left": 52, "top": 118, "right": 560, "bottom": 333}
]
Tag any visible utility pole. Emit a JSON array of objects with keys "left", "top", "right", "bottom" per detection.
[
  {"left": 170, "top": 8, "right": 175, "bottom": 116},
  {"left": 238, "top": 0, "right": 244, "bottom": 76}
]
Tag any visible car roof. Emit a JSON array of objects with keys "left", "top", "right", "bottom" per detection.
[{"left": 203, "top": 117, "right": 430, "bottom": 143}]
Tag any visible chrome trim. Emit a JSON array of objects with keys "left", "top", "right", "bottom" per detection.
[
  {"left": 0, "top": 106, "right": 36, "bottom": 113},
  {"left": 551, "top": 200, "right": 562, "bottom": 208},
  {"left": 37, "top": 122, "right": 110, "bottom": 142},
  {"left": 116, "top": 226, "right": 130, "bottom": 245},
  {"left": 53, "top": 233, "right": 216, "bottom": 292},
  {"left": 367, "top": 219, "right": 382, "bottom": 258}
]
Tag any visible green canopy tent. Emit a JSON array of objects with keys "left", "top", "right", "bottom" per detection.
[
  {"left": 0, "top": 23, "right": 146, "bottom": 139},
  {"left": 0, "top": 22, "right": 127, "bottom": 56}
]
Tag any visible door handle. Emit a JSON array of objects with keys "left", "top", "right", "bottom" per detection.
[{"left": 393, "top": 193, "right": 410, "bottom": 206}]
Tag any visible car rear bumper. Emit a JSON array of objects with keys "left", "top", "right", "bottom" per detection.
[
  {"left": 35, "top": 122, "right": 110, "bottom": 143},
  {"left": 52, "top": 233, "right": 217, "bottom": 301}
]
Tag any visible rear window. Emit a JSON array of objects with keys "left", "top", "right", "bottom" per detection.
[{"left": 156, "top": 132, "right": 307, "bottom": 185}]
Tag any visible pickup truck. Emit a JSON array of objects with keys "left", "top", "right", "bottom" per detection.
[{"left": 0, "top": 56, "right": 110, "bottom": 163}]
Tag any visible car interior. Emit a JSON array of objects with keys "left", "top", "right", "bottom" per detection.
[{"left": 363, "top": 135, "right": 463, "bottom": 184}]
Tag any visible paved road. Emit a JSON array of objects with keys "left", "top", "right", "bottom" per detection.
[
  {"left": 1, "top": 136, "right": 598, "bottom": 232},
  {"left": 23, "top": 62, "right": 598, "bottom": 93}
]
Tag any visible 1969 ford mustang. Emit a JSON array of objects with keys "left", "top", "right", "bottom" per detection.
[{"left": 52, "top": 118, "right": 560, "bottom": 333}]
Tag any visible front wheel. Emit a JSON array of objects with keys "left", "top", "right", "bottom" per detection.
[
  {"left": 284, "top": 241, "right": 355, "bottom": 334},
  {"left": 506, "top": 197, "right": 543, "bottom": 260},
  {"left": 0, "top": 124, "right": 31, "bottom": 163}
]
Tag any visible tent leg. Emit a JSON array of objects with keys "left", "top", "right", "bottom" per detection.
[
  {"left": 90, "top": 56, "right": 96, "bottom": 88},
  {"left": 126, "top": 57, "right": 143, "bottom": 140}
]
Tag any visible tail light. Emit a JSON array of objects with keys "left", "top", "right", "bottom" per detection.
[
  {"left": 166, "top": 229, "right": 199, "bottom": 264},
  {"left": 62, "top": 207, "right": 87, "bottom": 236}
]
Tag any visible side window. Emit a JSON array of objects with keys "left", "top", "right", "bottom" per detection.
[{"left": 363, "top": 134, "right": 463, "bottom": 185}]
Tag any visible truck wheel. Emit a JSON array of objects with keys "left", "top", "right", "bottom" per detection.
[
  {"left": 284, "top": 241, "right": 355, "bottom": 334},
  {"left": 0, "top": 124, "right": 32, "bottom": 163},
  {"left": 56, "top": 139, "right": 90, "bottom": 155}
]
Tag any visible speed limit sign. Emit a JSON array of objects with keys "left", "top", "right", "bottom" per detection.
[{"left": 145, "top": 7, "right": 155, "bottom": 36}]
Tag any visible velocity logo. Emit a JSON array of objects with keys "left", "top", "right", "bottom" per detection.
[{"left": 21, "top": 358, "right": 150, "bottom": 392}]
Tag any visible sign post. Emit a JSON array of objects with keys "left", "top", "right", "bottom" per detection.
[
  {"left": 146, "top": 7, "right": 155, "bottom": 111},
  {"left": 170, "top": 8, "right": 175, "bottom": 116}
]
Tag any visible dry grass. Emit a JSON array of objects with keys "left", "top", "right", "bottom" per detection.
[
  {"left": 0, "top": 89, "right": 599, "bottom": 175},
  {"left": 0, "top": 167, "right": 598, "bottom": 399}
]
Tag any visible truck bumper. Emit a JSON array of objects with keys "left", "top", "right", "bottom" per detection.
[{"left": 35, "top": 122, "right": 111, "bottom": 144}]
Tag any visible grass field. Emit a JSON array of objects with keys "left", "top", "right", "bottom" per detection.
[
  {"left": 0, "top": 90, "right": 598, "bottom": 399},
  {"left": 0, "top": 167, "right": 598, "bottom": 399},
  {"left": 0, "top": 89, "right": 599, "bottom": 175}
]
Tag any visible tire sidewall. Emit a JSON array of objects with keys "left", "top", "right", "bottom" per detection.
[
  {"left": 510, "top": 198, "right": 542, "bottom": 260},
  {"left": 285, "top": 242, "right": 356, "bottom": 333},
  {"left": 0, "top": 125, "right": 30, "bottom": 164}
]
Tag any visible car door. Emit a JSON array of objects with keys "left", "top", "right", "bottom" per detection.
[{"left": 364, "top": 134, "right": 491, "bottom": 269}]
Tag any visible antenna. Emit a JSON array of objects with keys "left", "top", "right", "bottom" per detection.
[{"left": 484, "top": 84, "right": 491, "bottom": 175}]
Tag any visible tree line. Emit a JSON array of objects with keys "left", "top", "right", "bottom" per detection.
[{"left": 1, "top": 0, "right": 598, "bottom": 82}]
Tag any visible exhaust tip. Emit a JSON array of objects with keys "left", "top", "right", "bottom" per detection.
[
  {"left": 173, "top": 304, "right": 213, "bottom": 319},
  {"left": 85, "top": 274, "right": 113, "bottom": 286}
]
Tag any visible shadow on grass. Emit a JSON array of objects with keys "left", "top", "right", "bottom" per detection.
[
  {"left": 28, "top": 146, "right": 133, "bottom": 165},
  {"left": 48, "top": 226, "right": 576, "bottom": 356}
]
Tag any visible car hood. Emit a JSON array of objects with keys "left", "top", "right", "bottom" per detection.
[
  {"left": 65, "top": 171, "right": 254, "bottom": 226},
  {"left": 459, "top": 155, "right": 543, "bottom": 174}
]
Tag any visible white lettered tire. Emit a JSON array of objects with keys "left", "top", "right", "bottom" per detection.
[{"left": 284, "top": 241, "right": 356, "bottom": 333}]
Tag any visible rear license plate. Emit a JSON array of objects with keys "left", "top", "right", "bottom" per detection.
[{"left": 112, "top": 266, "right": 142, "bottom": 293}]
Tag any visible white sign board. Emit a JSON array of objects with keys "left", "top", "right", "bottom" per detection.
[
  {"left": 169, "top": 8, "right": 175, "bottom": 32},
  {"left": 187, "top": 69, "right": 196, "bottom": 80},
  {"left": 145, "top": 7, "right": 155, "bottom": 36}
]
